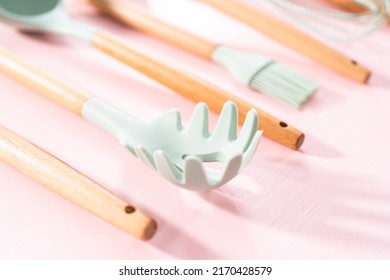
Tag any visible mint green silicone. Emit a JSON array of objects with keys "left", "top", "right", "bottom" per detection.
[
  {"left": 0, "top": 0, "right": 263, "bottom": 190},
  {"left": 82, "top": 98, "right": 262, "bottom": 191},
  {"left": 0, "top": 0, "right": 96, "bottom": 41},
  {"left": 212, "top": 45, "right": 319, "bottom": 108}
]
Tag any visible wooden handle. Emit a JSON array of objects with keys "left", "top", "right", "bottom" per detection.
[
  {"left": 326, "top": 0, "right": 367, "bottom": 12},
  {"left": 0, "top": 47, "right": 89, "bottom": 115},
  {"left": 89, "top": 0, "right": 218, "bottom": 59},
  {"left": 0, "top": 125, "right": 157, "bottom": 240},
  {"left": 92, "top": 31, "right": 304, "bottom": 149},
  {"left": 200, "top": 0, "right": 371, "bottom": 83}
]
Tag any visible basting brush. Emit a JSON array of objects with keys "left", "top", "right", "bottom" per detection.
[
  {"left": 198, "top": 0, "right": 371, "bottom": 83},
  {"left": 88, "top": 0, "right": 319, "bottom": 108}
]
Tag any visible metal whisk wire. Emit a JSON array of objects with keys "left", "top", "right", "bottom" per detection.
[{"left": 266, "top": 0, "right": 390, "bottom": 40}]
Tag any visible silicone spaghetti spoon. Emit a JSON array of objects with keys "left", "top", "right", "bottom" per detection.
[
  {"left": 0, "top": 0, "right": 305, "bottom": 150},
  {"left": 0, "top": 46, "right": 262, "bottom": 191}
]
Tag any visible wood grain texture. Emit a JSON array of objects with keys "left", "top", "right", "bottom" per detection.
[
  {"left": 1, "top": 0, "right": 390, "bottom": 260},
  {"left": 0, "top": 47, "right": 89, "bottom": 115},
  {"left": 0, "top": 125, "right": 157, "bottom": 240},
  {"left": 200, "top": 0, "right": 371, "bottom": 83},
  {"left": 92, "top": 31, "right": 304, "bottom": 150},
  {"left": 89, "top": 0, "right": 218, "bottom": 59}
]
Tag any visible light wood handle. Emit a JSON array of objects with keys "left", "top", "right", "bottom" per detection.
[
  {"left": 0, "top": 125, "right": 157, "bottom": 240},
  {"left": 92, "top": 31, "right": 304, "bottom": 149},
  {"left": 0, "top": 47, "right": 89, "bottom": 115},
  {"left": 89, "top": 0, "right": 218, "bottom": 59},
  {"left": 326, "top": 0, "right": 367, "bottom": 12},
  {"left": 200, "top": 0, "right": 371, "bottom": 83}
]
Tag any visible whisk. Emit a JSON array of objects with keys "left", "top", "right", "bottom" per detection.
[
  {"left": 267, "top": 0, "right": 390, "bottom": 40},
  {"left": 198, "top": 0, "right": 371, "bottom": 82}
]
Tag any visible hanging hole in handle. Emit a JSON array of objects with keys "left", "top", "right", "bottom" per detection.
[
  {"left": 279, "top": 122, "right": 288, "bottom": 128},
  {"left": 125, "top": 206, "right": 136, "bottom": 214},
  {"left": 351, "top": 60, "right": 357, "bottom": 65}
]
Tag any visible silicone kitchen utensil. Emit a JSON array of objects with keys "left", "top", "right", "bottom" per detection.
[
  {"left": 198, "top": 0, "right": 372, "bottom": 82},
  {"left": 327, "top": 0, "right": 390, "bottom": 27},
  {"left": 89, "top": 0, "right": 319, "bottom": 108},
  {"left": 0, "top": 125, "right": 157, "bottom": 240},
  {"left": 327, "top": 0, "right": 386, "bottom": 13},
  {"left": 268, "top": 0, "right": 389, "bottom": 40},
  {"left": 0, "top": 0, "right": 305, "bottom": 150},
  {"left": 0, "top": 47, "right": 262, "bottom": 191}
]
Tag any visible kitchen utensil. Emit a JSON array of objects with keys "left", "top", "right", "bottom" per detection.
[
  {"left": 268, "top": 0, "right": 389, "bottom": 40},
  {"left": 327, "top": 0, "right": 385, "bottom": 13},
  {"left": 0, "top": 46, "right": 262, "bottom": 191},
  {"left": 0, "top": 0, "right": 304, "bottom": 149},
  {"left": 198, "top": 0, "right": 371, "bottom": 82},
  {"left": 0, "top": 125, "right": 157, "bottom": 240},
  {"left": 89, "top": 0, "right": 319, "bottom": 108}
]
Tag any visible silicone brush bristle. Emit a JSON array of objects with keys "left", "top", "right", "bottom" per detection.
[{"left": 249, "top": 62, "right": 319, "bottom": 108}]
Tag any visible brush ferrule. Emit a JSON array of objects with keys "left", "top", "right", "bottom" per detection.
[{"left": 211, "top": 45, "right": 273, "bottom": 85}]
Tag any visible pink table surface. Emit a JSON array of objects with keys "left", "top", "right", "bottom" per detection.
[{"left": 0, "top": 0, "right": 390, "bottom": 259}]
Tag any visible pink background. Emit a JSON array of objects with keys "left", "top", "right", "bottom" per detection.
[{"left": 0, "top": 0, "right": 390, "bottom": 259}]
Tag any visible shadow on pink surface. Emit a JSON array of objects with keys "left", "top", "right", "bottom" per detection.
[
  {"left": 300, "top": 134, "right": 344, "bottom": 159},
  {"left": 150, "top": 219, "right": 222, "bottom": 259},
  {"left": 17, "top": 30, "right": 73, "bottom": 48},
  {"left": 200, "top": 160, "right": 390, "bottom": 255},
  {"left": 1, "top": 0, "right": 389, "bottom": 258},
  {"left": 369, "top": 74, "right": 390, "bottom": 88}
]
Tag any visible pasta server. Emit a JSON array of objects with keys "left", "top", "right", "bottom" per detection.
[
  {"left": 0, "top": 47, "right": 262, "bottom": 191},
  {"left": 0, "top": 0, "right": 305, "bottom": 150}
]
